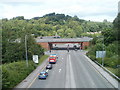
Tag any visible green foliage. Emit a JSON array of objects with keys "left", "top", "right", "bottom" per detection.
[
  {"left": 84, "top": 46, "right": 88, "bottom": 50},
  {"left": 1, "top": 12, "right": 113, "bottom": 64},
  {"left": 113, "top": 13, "right": 120, "bottom": 41},
  {"left": 2, "top": 55, "right": 49, "bottom": 88},
  {"left": 13, "top": 16, "right": 24, "bottom": 20},
  {"left": 103, "top": 57, "right": 118, "bottom": 68},
  {"left": 2, "top": 19, "right": 44, "bottom": 63},
  {"left": 106, "top": 42, "right": 118, "bottom": 55},
  {"left": 101, "top": 28, "right": 115, "bottom": 45},
  {"left": 2, "top": 60, "right": 36, "bottom": 88},
  {"left": 38, "top": 55, "right": 49, "bottom": 65},
  {"left": 2, "top": 34, "right": 44, "bottom": 63},
  {"left": 106, "top": 67, "right": 119, "bottom": 78},
  {"left": 88, "top": 55, "right": 96, "bottom": 61},
  {"left": 2, "top": 13, "right": 112, "bottom": 39},
  {"left": 94, "top": 43, "right": 105, "bottom": 51},
  {"left": 87, "top": 12, "right": 119, "bottom": 77}
]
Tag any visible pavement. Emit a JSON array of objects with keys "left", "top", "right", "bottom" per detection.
[
  {"left": 84, "top": 53, "right": 119, "bottom": 88},
  {"left": 15, "top": 50, "right": 119, "bottom": 89},
  {"left": 15, "top": 56, "right": 48, "bottom": 88}
]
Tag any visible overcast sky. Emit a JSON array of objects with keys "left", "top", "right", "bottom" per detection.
[{"left": 0, "top": 0, "right": 119, "bottom": 22}]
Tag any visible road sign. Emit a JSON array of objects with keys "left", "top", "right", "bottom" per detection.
[
  {"left": 96, "top": 51, "right": 106, "bottom": 58},
  {"left": 33, "top": 55, "right": 38, "bottom": 63}
]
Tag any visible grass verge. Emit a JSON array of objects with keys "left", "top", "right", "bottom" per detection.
[
  {"left": 2, "top": 55, "right": 49, "bottom": 88},
  {"left": 105, "top": 67, "right": 119, "bottom": 77},
  {"left": 38, "top": 55, "right": 49, "bottom": 65}
]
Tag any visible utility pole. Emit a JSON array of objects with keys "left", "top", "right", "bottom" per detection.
[
  {"left": 25, "top": 35, "right": 28, "bottom": 67},
  {"left": 102, "top": 35, "right": 104, "bottom": 66}
]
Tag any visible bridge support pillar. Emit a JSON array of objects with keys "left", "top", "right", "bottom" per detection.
[
  {"left": 49, "top": 43, "right": 53, "bottom": 50},
  {"left": 37, "top": 42, "right": 50, "bottom": 50},
  {"left": 82, "top": 42, "right": 90, "bottom": 49}
]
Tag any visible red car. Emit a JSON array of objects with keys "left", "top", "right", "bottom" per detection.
[{"left": 49, "top": 56, "right": 56, "bottom": 64}]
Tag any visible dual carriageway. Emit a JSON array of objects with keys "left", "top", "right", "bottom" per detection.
[
  {"left": 28, "top": 47, "right": 117, "bottom": 88},
  {"left": 16, "top": 37, "right": 119, "bottom": 89}
]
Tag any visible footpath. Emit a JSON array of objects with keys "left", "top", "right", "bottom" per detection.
[{"left": 15, "top": 57, "right": 48, "bottom": 88}]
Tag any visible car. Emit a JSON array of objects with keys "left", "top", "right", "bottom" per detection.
[
  {"left": 38, "top": 71, "right": 48, "bottom": 79},
  {"left": 50, "top": 54, "right": 57, "bottom": 57},
  {"left": 49, "top": 57, "right": 56, "bottom": 64},
  {"left": 46, "top": 64, "right": 52, "bottom": 69},
  {"left": 74, "top": 45, "right": 78, "bottom": 51},
  {"left": 49, "top": 54, "right": 58, "bottom": 64},
  {"left": 51, "top": 54, "right": 58, "bottom": 59},
  {"left": 74, "top": 48, "right": 77, "bottom": 51}
]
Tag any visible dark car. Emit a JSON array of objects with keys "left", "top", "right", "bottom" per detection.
[
  {"left": 46, "top": 64, "right": 52, "bottom": 69},
  {"left": 38, "top": 71, "right": 48, "bottom": 79},
  {"left": 74, "top": 45, "right": 77, "bottom": 51}
]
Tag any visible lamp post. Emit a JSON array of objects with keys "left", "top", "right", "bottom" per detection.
[
  {"left": 102, "top": 35, "right": 104, "bottom": 66},
  {"left": 25, "top": 35, "right": 28, "bottom": 67}
]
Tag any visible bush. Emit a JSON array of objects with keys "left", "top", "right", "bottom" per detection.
[
  {"left": 96, "top": 58, "right": 102, "bottom": 64},
  {"left": 84, "top": 46, "right": 88, "bottom": 50},
  {"left": 104, "top": 57, "right": 118, "bottom": 68},
  {"left": 2, "top": 55, "right": 49, "bottom": 88},
  {"left": 88, "top": 55, "right": 96, "bottom": 61},
  {"left": 2, "top": 60, "right": 36, "bottom": 88},
  {"left": 106, "top": 43, "right": 118, "bottom": 56},
  {"left": 103, "top": 57, "right": 111, "bottom": 67}
]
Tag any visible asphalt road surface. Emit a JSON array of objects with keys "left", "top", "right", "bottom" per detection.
[{"left": 29, "top": 50, "right": 115, "bottom": 88}]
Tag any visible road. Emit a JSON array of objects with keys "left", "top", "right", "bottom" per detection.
[{"left": 29, "top": 50, "right": 115, "bottom": 88}]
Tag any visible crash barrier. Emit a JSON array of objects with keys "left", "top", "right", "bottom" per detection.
[{"left": 94, "top": 61, "right": 120, "bottom": 81}]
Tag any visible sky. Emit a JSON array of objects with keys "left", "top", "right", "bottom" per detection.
[{"left": 0, "top": 0, "right": 119, "bottom": 22}]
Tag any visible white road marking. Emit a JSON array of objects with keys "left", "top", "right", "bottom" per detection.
[
  {"left": 59, "top": 69, "right": 61, "bottom": 72},
  {"left": 65, "top": 54, "right": 70, "bottom": 88},
  {"left": 69, "top": 54, "right": 76, "bottom": 88},
  {"left": 65, "top": 53, "right": 76, "bottom": 88},
  {"left": 46, "top": 69, "right": 49, "bottom": 72}
]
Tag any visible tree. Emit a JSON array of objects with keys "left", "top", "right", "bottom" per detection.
[
  {"left": 101, "top": 28, "right": 116, "bottom": 45},
  {"left": 13, "top": 16, "right": 24, "bottom": 20},
  {"left": 113, "top": 13, "right": 120, "bottom": 41}
]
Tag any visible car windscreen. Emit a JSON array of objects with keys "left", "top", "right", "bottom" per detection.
[
  {"left": 49, "top": 57, "right": 55, "bottom": 59},
  {"left": 40, "top": 72, "right": 45, "bottom": 75}
]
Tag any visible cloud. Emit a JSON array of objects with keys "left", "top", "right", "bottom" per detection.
[{"left": 0, "top": 0, "right": 119, "bottom": 22}]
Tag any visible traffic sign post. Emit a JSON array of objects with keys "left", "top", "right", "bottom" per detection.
[
  {"left": 96, "top": 51, "right": 106, "bottom": 66},
  {"left": 33, "top": 55, "right": 39, "bottom": 64}
]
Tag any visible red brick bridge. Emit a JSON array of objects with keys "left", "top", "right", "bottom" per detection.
[{"left": 35, "top": 37, "right": 93, "bottom": 50}]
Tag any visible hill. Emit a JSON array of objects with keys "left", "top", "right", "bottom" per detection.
[{"left": 2, "top": 13, "right": 112, "bottom": 38}]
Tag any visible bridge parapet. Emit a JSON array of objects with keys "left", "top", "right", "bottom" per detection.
[{"left": 36, "top": 37, "right": 93, "bottom": 43}]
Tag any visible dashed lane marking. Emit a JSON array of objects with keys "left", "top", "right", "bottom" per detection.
[{"left": 59, "top": 69, "right": 61, "bottom": 72}]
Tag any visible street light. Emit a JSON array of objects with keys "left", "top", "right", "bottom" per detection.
[
  {"left": 96, "top": 35, "right": 105, "bottom": 66},
  {"left": 102, "top": 35, "right": 105, "bottom": 66},
  {"left": 25, "top": 35, "right": 28, "bottom": 67}
]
